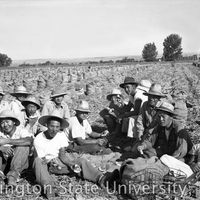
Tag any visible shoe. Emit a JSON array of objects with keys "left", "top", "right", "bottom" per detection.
[
  {"left": 98, "top": 169, "right": 120, "bottom": 189},
  {"left": 7, "top": 175, "right": 17, "bottom": 188},
  {"left": 49, "top": 165, "right": 70, "bottom": 175},
  {"left": 45, "top": 186, "right": 59, "bottom": 199}
]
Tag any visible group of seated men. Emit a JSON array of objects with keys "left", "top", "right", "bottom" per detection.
[{"left": 0, "top": 76, "right": 199, "bottom": 198}]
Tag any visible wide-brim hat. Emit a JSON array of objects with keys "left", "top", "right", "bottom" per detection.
[
  {"left": 38, "top": 115, "right": 69, "bottom": 129},
  {"left": 119, "top": 77, "right": 138, "bottom": 88},
  {"left": 10, "top": 85, "right": 31, "bottom": 97},
  {"left": 22, "top": 96, "right": 41, "bottom": 110},
  {"left": 0, "top": 110, "right": 20, "bottom": 126},
  {"left": 50, "top": 89, "right": 67, "bottom": 98},
  {"left": 0, "top": 86, "right": 5, "bottom": 96},
  {"left": 107, "top": 88, "right": 123, "bottom": 101},
  {"left": 75, "top": 100, "right": 91, "bottom": 113},
  {"left": 156, "top": 101, "right": 174, "bottom": 115},
  {"left": 137, "top": 80, "right": 151, "bottom": 92},
  {"left": 143, "top": 83, "right": 166, "bottom": 97}
]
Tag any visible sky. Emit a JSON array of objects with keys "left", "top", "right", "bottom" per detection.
[{"left": 0, "top": 0, "right": 199, "bottom": 60}]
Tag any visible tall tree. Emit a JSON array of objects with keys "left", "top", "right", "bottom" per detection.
[
  {"left": 0, "top": 53, "right": 12, "bottom": 67},
  {"left": 163, "top": 34, "right": 182, "bottom": 61},
  {"left": 142, "top": 43, "right": 158, "bottom": 62}
]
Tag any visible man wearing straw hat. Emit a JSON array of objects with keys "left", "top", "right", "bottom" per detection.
[
  {"left": 0, "top": 110, "right": 33, "bottom": 186},
  {"left": 100, "top": 88, "right": 125, "bottom": 133},
  {"left": 136, "top": 83, "right": 165, "bottom": 141},
  {"left": 0, "top": 86, "right": 10, "bottom": 112},
  {"left": 21, "top": 96, "right": 41, "bottom": 136},
  {"left": 137, "top": 101, "right": 193, "bottom": 161},
  {"left": 41, "top": 88, "right": 70, "bottom": 121},
  {"left": 10, "top": 85, "right": 32, "bottom": 127},
  {"left": 68, "top": 100, "right": 110, "bottom": 154}
]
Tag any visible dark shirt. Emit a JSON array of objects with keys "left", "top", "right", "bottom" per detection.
[{"left": 142, "top": 121, "right": 192, "bottom": 160}]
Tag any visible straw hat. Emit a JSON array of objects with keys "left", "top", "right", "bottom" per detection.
[
  {"left": 22, "top": 96, "right": 41, "bottom": 110},
  {"left": 50, "top": 88, "right": 67, "bottom": 98},
  {"left": 106, "top": 89, "right": 123, "bottom": 101},
  {"left": 38, "top": 112, "right": 69, "bottom": 129},
  {"left": 10, "top": 85, "right": 31, "bottom": 97},
  {"left": 75, "top": 100, "right": 91, "bottom": 113},
  {"left": 143, "top": 83, "right": 166, "bottom": 97},
  {"left": 156, "top": 101, "right": 174, "bottom": 115},
  {"left": 119, "top": 77, "right": 138, "bottom": 88},
  {"left": 137, "top": 80, "right": 151, "bottom": 92},
  {"left": 0, "top": 110, "right": 20, "bottom": 126},
  {"left": 0, "top": 86, "right": 5, "bottom": 96}
]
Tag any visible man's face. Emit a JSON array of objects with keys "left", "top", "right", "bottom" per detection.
[
  {"left": 77, "top": 111, "right": 89, "bottom": 121},
  {"left": 26, "top": 103, "right": 37, "bottom": 116},
  {"left": 158, "top": 111, "right": 172, "bottom": 127},
  {"left": 17, "top": 95, "right": 27, "bottom": 102},
  {"left": 124, "top": 84, "right": 137, "bottom": 95},
  {"left": 0, "top": 94, "right": 3, "bottom": 102},
  {"left": 53, "top": 96, "right": 64, "bottom": 105},
  {"left": 0, "top": 119, "right": 15, "bottom": 134},
  {"left": 111, "top": 95, "right": 123, "bottom": 107},
  {"left": 47, "top": 120, "right": 61, "bottom": 138},
  {"left": 148, "top": 95, "right": 160, "bottom": 107}
]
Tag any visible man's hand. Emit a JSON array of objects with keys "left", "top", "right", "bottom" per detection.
[
  {"left": 0, "top": 146, "right": 14, "bottom": 157},
  {"left": 137, "top": 145, "right": 145, "bottom": 154},
  {"left": 190, "top": 163, "right": 200, "bottom": 173},
  {"left": 97, "top": 139, "right": 105, "bottom": 146},
  {"left": 41, "top": 157, "right": 49, "bottom": 165}
]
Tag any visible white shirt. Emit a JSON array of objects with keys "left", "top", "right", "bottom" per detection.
[
  {"left": 129, "top": 89, "right": 148, "bottom": 110},
  {"left": 0, "top": 126, "right": 32, "bottom": 146},
  {"left": 0, "top": 100, "right": 10, "bottom": 113},
  {"left": 69, "top": 116, "right": 92, "bottom": 140},
  {"left": 34, "top": 131, "right": 69, "bottom": 162},
  {"left": 10, "top": 99, "right": 26, "bottom": 127}
]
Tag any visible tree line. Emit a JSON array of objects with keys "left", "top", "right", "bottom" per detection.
[{"left": 0, "top": 33, "right": 196, "bottom": 67}]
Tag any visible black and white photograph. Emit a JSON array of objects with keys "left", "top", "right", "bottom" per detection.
[{"left": 0, "top": 0, "right": 200, "bottom": 199}]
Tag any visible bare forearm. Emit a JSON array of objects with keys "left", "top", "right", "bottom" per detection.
[
  {"left": 7, "top": 137, "right": 33, "bottom": 146},
  {"left": 89, "top": 132, "right": 101, "bottom": 139},
  {"left": 75, "top": 138, "right": 98, "bottom": 145},
  {"left": 0, "top": 138, "right": 10, "bottom": 146}
]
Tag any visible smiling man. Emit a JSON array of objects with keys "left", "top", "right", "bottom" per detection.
[
  {"left": 33, "top": 114, "right": 69, "bottom": 198},
  {"left": 137, "top": 102, "right": 193, "bottom": 161},
  {"left": 0, "top": 110, "right": 33, "bottom": 186}
]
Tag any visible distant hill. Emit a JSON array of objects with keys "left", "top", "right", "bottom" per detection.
[
  {"left": 12, "top": 55, "right": 142, "bottom": 66},
  {"left": 12, "top": 52, "right": 199, "bottom": 66}
]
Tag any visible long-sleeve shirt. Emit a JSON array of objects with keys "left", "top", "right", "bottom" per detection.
[
  {"left": 136, "top": 101, "right": 159, "bottom": 139},
  {"left": 141, "top": 122, "right": 193, "bottom": 160}
]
